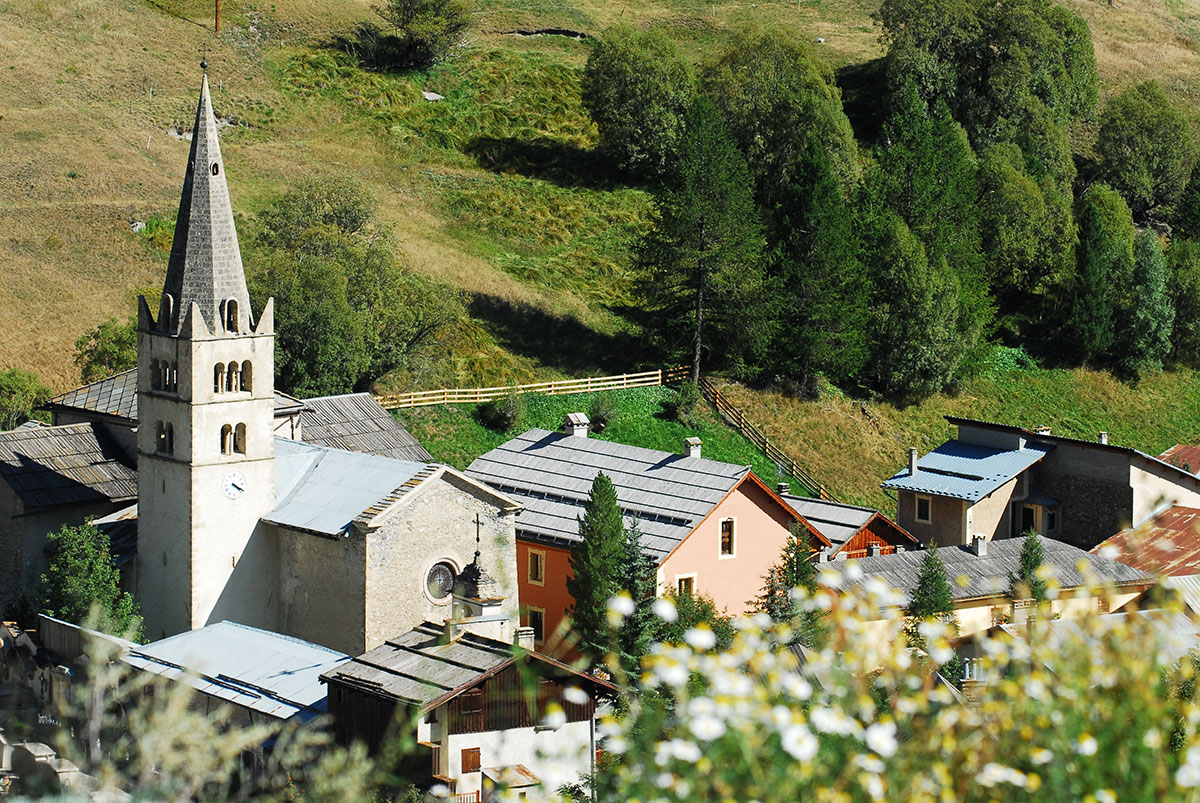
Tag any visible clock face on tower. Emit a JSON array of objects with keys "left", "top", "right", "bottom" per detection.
[{"left": 222, "top": 470, "right": 247, "bottom": 500}]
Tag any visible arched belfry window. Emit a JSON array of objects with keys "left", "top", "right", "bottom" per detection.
[
  {"left": 151, "top": 359, "right": 162, "bottom": 391},
  {"left": 159, "top": 294, "right": 175, "bottom": 331},
  {"left": 221, "top": 424, "right": 233, "bottom": 455},
  {"left": 155, "top": 421, "right": 166, "bottom": 453},
  {"left": 214, "top": 363, "right": 225, "bottom": 393},
  {"left": 240, "top": 361, "right": 252, "bottom": 392},
  {"left": 167, "top": 363, "right": 178, "bottom": 393},
  {"left": 165, "top": 423, "right": 175, "bottom": 455},
  {"left": 226, "top": 363, "right": 239, "bottom": 393},
  {"left": 234, "top": 423, "right": 247, "bottom": 455},
  {"left": 225, "top": 299, "right": 239, "bottom": 333}
]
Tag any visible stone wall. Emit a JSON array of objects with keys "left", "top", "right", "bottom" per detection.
[
  {"left": 897, "top": 492, "right": 966, "bottom": 547},
  {"left": 278, "top": 524, "right": 367, "bottom": 656}
]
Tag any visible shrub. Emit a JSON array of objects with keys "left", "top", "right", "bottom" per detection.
[
  {"left": 588, "top": 391, "right": 618, "bottom": 433},
  {"left": 664, "top": 381, "right": 702, "bottom": 427},
  {"left": 0, "top": 367, "right": 51, "bottom": 431},
  {"left": 477, "top": 390, "right": 526, "bottom": 432},
  {"left": 372, "top": 0, "right": 472, "bottom": 69}
]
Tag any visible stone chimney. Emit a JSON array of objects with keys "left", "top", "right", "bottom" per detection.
[
  {"left": 685, "top": 436, "right": 703, "bottom": 459},
  {"left": 776, "top": 481, "right": 790, "bottom": 496},
  {"left": 515, "top": 626, "right": 535, "bottom": 651},
  {"left": 969, "top": 534, "right": 988, "bottom": 556},
  {"left": 1098, "top": 431, "right": 1109, "bottom": 445},
  {"left": 564, "top": 412, "right": 590, "bottom": 438},
  {"left": 1034, "top": 425, "right": 1052, "bottom": 436},
  {"left": 908, "top": 447, "right": 919, "bottom": 476},
  {"left": 867, "top": 544, "right": 882, "bottom": 557}
]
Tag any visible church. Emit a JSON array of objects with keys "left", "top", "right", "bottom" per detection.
[{"left": 0, "top": 74, "right": 523, "bottom": 656}]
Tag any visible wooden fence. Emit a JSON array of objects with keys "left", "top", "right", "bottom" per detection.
[
  {"left": 697, "top": 377, "right": 839, "bottom": 503},
  {"left": 376, "top": 367, "right": 689, "bottom": 409}
]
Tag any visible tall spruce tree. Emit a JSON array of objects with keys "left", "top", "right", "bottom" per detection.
[
  {"left": 1169, "top": 239, "right": 1200, "bottom": 366},
  {"left": 1066, "top": 183, "right": 1134, "bottom": 365},
  {"left": 1116, "top": 229, "right": 1174, "bottom": 377},
  {"left": 753, "top": 523, "right": 826, "bottom": 648},
  {"left": 1008, "top": 529, "right": 1048, "bottom": 603},
  {"left": 616, "top": 521, "right": 660, "bottom": 672},
  {"left": 566, "top": 473, "right": 628, "bottom": 660},
  {"left": 904, "top": 541, "right": 962, "bottom": 680},
  {"left": 638, "top": 96, "right": 767, "bottom": 382}
]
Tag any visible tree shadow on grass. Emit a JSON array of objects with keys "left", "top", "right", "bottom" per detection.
[
  {"left": 469, "top": 294, "right": 658, "bottom": 375},
  {"left": 465, "top": 136, "right": 644, "bottom": 191}
]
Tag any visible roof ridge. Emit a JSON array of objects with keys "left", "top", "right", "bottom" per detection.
[{"left": 47, "top": 368, "right": 136, "bottom": 403}]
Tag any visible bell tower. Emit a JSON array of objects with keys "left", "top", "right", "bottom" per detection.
[{"left": 136, "top": 71, "right": 276, "bottom": 639}]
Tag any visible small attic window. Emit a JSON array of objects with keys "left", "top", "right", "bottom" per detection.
[{"left": 211, "top": 162, "right": 220, "bottom": 176}]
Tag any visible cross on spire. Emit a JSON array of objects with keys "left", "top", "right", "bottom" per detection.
[{"left": 198, "top": 43, "right": 210, "bottom": 71}]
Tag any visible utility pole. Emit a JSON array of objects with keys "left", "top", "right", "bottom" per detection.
[{"left": 215, "top": 0, "right": 221, "bottom": 34}]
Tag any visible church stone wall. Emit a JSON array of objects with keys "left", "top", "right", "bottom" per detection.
[
  {"left": 363, "top": 477, "right": 520, "bottom": 653},
  {"left": 278, "top": 525, "right": 367, "bottom": 655}
]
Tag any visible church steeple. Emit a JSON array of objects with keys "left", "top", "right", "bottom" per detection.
[{"left": 160, "top": 74, "right": 252, "bottom": 336}]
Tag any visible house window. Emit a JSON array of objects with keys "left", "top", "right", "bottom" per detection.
[
  {"left": 226, "top": 363, "right": 239, "bottom": 393},
  {"left": 719, "top": 518, "right": 735, "bottom": 557},
  {"left": 155, "top": 421, "right": 167, "bottom": 453},
  {"left": 528, "top": 549, "right": 545, "bottom": 586},
  {"left": 225, "top": 299, "right": 239, "bottom": 333},
  {"left": 426, "top": 561, "right": 456, "bottom": 602},
  {"left": 461, "top": 747, "right": 481, "bottom": 774},
  {"left": 1046, "top": 509, "right": 1058, "bottom": 532},
  {"left": 915, "top": 495, "right": 932, "bottom": 524},
  {"left": 165, "top": 423, "right": 174, "bottom": 455},
  {"left": 528, "top": 608, "right": 545, "bottom": 643},
  {"left": 677, "top": 575, "right": 695, "bottom": 597},
  {"left": 151, "top": 359, "right": 162, "bottom": 390}
]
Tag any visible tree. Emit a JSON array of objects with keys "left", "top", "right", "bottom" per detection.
[
  {"left": 702, "top": 26, "right": 859, "bottom": 209},
  {"left": 566, "top": 473, "right": 629, "bottom": 661},
  {"left": 658, "top": 590, "right": 735, "bottom": 652},
  {"left": 875, "top": 0, "right": 978, "bottom": 107},
  {"left": 753, "top": 523, "right": 825, "bottom": 648},
  {"left": 1096, "top": 81, "right": 1194, "bottom": 221},
  {"left": 638, "top": 97, "right": 767, "bottom": 382},
  {"left": 1115, "top": 229, "right": 1174, "bottom": 377},
  {"left": 39, "top": 523, "right": 140, "bottom": 637},
  {"left": 863, "top": 214, "right": 964, "bottom": 403},
  {"left": 581, "top": 24, "right": 695, "bottom": 178},
  {"left": 615, "top": 521, "right": 660, "bottom": 672},
  {"left": 1007, "top": 528, "right": 1048, "bottom": 604},
  {"left": 1168, "top": 239, "right": 1200, "bottom": 366},
  {"left": 1066, "top": 183, "right": 1134, "bottom": 365},
  {"left": 74, "top": 316, "right": 137, "bottom": 383},
  {"left": 0, "top": 367, "right": 51, "bottom": 431},
  {"left": 372, "top": 0, "right": 471, "bottom": 69},
  {"left": 903, "top": 540, "right": 962, "bottom": 680},
  {"left": 1175, "top": 168, "right": 1200, "bottom": 240}
]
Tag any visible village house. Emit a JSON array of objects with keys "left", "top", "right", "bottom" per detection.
[
  {"left": 465, "top": 414, "right": 916, "bottom": 652},
  {"left": 883, "top": 417, "right": 1200, "bottom": 551},
  {"left": 819, "top": 536, "right": 1156, "bottom": 640},
  {"left": 321, "top": 621, "right": 615, "bottom": 802},
  {"left": 778, "top": 490, "right": 917, "bottom": 559}
]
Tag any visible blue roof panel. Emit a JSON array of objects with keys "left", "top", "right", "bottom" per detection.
[{"left": 881, "top": 440, "right": 1053, "bottom": 502}]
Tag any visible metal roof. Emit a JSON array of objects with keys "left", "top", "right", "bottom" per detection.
[
  {"left": 465, "top": 429, "right": 751, "bottom": 562},
  {"left": 122, "top": 620, "right": 349, "bottom": 721},
  {"left": 321, "top": 622, "right": 614, "bottom": 712},
  {"left": 299, "top": 393, "right": 432, "bottom": 462},
  {"left": 265, "top": 439, "right": 429, "bottom": 537},
  {"left": 1160, "top": 445, "right": 1200, "bottom": 476},
  {"left": 94, "top": 503, "right": 139, "bottom": 566},
  {"left": 47, "top": 368, "right": 306, "bottom": 423},
  {"left": 1163, "top": 575, "right": 1200, "bottom": 617},
  {"left": 781, "top": 494, "right": 875, "bottom": 546},
  {"left": 823, "top": 537, "right": 1155, "bottom": 605},
  {"left": 1000, "top": 609, "right": 1200, "bottom": 666},
  {"left": 880, "top": 440, "right": 1054, "bottom": 502},
  {"left": 1092, "top": 506, "right": 1200, "bottom": 576},
  {"left": 0, "top": 422, "right": 137, "bottom": 509}
]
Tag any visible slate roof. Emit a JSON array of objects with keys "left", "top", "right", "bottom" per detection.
[
  {"left": 122, "top": 621, "right": 350, "bottom": 722},
  {"left": 47, "top": 368, "right": 306, "bottom": 423},
  {"left": 881, "top": 440, "right": 1054, "bottom": 502},
  {"left": 781, "top": 494, "right": 892, "bottom": 547},
  {"left": 299, "top": 393, "right": 432, "bottom": 462},
  {"left": 0, "top": 422, "right": 137, "bottom": 509},
  {"left": 465, "top": 429, "right": 752, "bottom": 562},
  {"left": 265, "top": 438, "right": 430, "bottom": 537},
  {"left": 94, "top": 503, "right": 139, "bottom": 566},
  {"left": 1092, "top": 506, "right": 1200, "bottom": 576},
  {"left": 321, "top": 621, "right": 613, "bottom": 712},
  {"left": 822, "top": 537, "right": 1155, "bottom": 605},
  {"left": 1160, "top": 445, "right": 1200, "bottom": 475}
]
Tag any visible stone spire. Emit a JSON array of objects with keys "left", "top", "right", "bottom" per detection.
[{"left": 160, "top": 74, "right": 252, "bottom": 335}]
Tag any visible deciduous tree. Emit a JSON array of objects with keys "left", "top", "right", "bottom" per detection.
[
  {"left": 1116, "top": 229, "right": 1173, "bottom": 377},
  {"left": 73, "top": 316, "right": 137, "bottom": 383},
  {"left": 1066, "top": 183, "right": 1134, "bottom": 365},
  {"left": 0, "top": 367, "right": 51, "bottom": 431},
  {"left": 373, "top": 0, "right": 472, "bottom": 68},
  {"left": 1168, "top": 239, "right": 1200, "bottom": 366},
  {"left": 39, "top": 523, "right": 140, "bottom": 637}
]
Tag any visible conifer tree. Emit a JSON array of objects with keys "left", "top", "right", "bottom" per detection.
[
  {"left": 1176, "top": 169, "right": 1200, "bottom": 240},
  {"left": 39, "top": 523, "right": 140, "bottom": 637},
  {"left": 1117, "top": 229, "right": 1174, "bottom": 377},
  {"left": 753, "top": 523, "right": 826, "bottom": 648},
  {"left": 1169, "top": 239, "right": 1200, "bottom": 366},
  {"left": 1066, "top": 183, "right": 1134, "bottom": 365},
  {"left": 903, "top": 541, "right": 961, "bottom": 679},
  {"left": 616, "top": 521, "right": 660, "bottom": 672},
  {"left": 639, "top": 96, "right": 767, "bottom": 382},
  {"left": 1008, "top": 529, "right": 1048, "bottom": 604},
  {"left": 567, "top": 473, "right": 628, "bottom": 660}
]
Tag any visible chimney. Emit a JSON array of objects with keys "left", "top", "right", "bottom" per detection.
[
  {"left": 969, "top": 534, "right": 988, "bottom": 556},
  {"left": 776, "top": 481, "right": 790, "bottom": 496},
  {"left": 867, "top": 544, "right": 882, "bottom": 557},
  {"left": 564, "top": 412, "right": 590, "bottom": 438},
  {"left": 895, "top": 545, "right": 906, "bottom": 554},
  {"left": 817, "top": 547, "right": 833, "bottom": 563},
  {"left": 1034, "top": 426, "right": 1052, "bottom": 436},
  {"left": 443, "top": 619, "right": 463, "bottom": 644},
  {"left": 514, "top": 626, "right": 535, "bottom": 651},
  {"left": 685, "top": 436, "right": 703, "bottom": 459},
  {"left": 908, "top": 447, "right": 919, "bottom": 476},
  {"left": 1098, "top": 431, "right": 1109, "bottom": 445}
]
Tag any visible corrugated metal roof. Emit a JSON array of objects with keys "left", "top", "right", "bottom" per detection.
[
  {"left": 299, "top": 393, "right": 432, "bottom": 462},
  {"left": 823, "top": 537, "right": 1155, "bottom": 605},
  {"left": 1160, "top": 445, "right": 1200, "bottom": 476},
  {"left": 781, "top": 495, "right": 874, "bottom": 546},
  {"left": 880, "top": 440, "right": 1054, "bottom": 502},
  {"left": 466, "top": 429, "right": 750, "bottom": 562},
  {"left": 265, "top": 439, "right": 430, "bottom": 536},
  {"left": 0, "top": 422, "right": 137, "bottom": 509},
  {"left": 122, "top": 621, "right": 349, "bottom": 721},
  {"left": 1163, "top": 575, "right": 1200, "bottom": 617},
  {"left": 47, "top": 369, "right": 305, "bottom": 423},
  {"left": 1092, "top": 506, "right": 1200, "bottom": 576}
]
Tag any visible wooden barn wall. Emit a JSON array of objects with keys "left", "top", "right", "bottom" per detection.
[
  {"left": 328, "top": 681, "right": 400, "bottom": 753},
  {"left": 443, "top": 662, "right": 595, "bottom": 735},
  {"left": 838, "top": 517, "right": 910, "bottom": 559}
]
